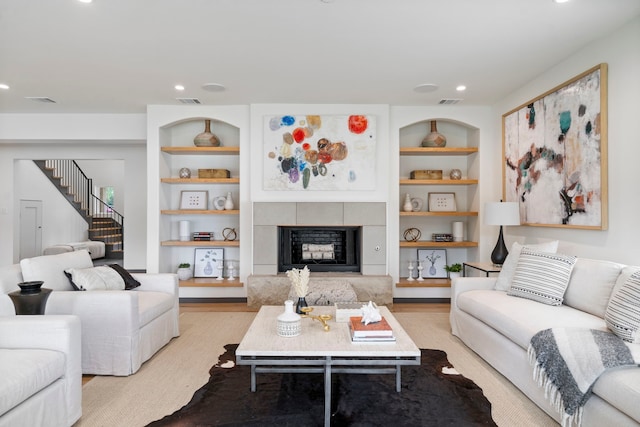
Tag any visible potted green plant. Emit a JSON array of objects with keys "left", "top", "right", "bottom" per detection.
[
  {"left": 445, "top": 263, "right": 462, "bottom": 280},
  {"left": 177, "top": 263, "right": 192, "bottom": 281}
]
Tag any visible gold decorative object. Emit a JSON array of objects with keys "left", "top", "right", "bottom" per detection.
[
  {"left": 403, "top": 228, "right": 421, "bottom": 242},
  {"left": 198, "top": 169, "right": 230, "bottom": 178},
  {"left": 410, "top": 170, "right": 442, "bottom": 180},
  {"left": 300, "top": 307, "right": 332, "bottom": 331}
]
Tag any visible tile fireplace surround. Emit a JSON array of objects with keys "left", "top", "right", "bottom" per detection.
[{"left": 249, "top": 202, "right": 393, "bottom": 308}]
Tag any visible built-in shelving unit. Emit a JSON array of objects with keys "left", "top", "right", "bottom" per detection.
[{"left": 397, "top": 121, "right": 480, "bottom": 288}]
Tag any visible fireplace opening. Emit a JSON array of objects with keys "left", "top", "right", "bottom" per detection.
[{"left": 278, "top": 226, "right": 361, "bottom": 273}]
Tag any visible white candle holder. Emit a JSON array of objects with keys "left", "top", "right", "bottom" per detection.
[
  {"left": 416, "top": 260, "right": 424, "bottom": 281},
  {"left": 216, "top": 262, "right": 224, "bottom": 280},
  {"left": 227, "top": 261, "right": 235, "bottom": 281},
  {"left": 407, "top": 261, "right": 415, "bottom": 281}
]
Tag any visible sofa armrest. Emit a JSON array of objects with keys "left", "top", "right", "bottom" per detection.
[
  {"left": 451, "top": 277, "right": 497, "bottom": 306},
  {"left": 0, "top": 315, "right": 82, "bottom": 424},
  {"left": 131, "top": 273, "right": 179, "bottom": 295}
]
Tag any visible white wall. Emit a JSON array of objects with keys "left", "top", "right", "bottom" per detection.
[
  {"left": 491, "top": 16, "right": 640, "bottom": 265},
  {"left": 76, "top": 160, "right": 125, "bottom": 214},
  {"left": 0, "top": 114, "right": 147, "bottom": 269}
]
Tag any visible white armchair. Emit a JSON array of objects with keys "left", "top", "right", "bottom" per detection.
[{"left": 0, "top": 315, "right": 82, "bottom": 427}]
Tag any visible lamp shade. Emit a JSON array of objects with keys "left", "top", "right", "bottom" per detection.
[{"left": 484, "top": 202, "right": 520, "bottom": 226}]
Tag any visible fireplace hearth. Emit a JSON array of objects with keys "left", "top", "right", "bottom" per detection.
[{"left": 278, "top": 226, "right": 361, "bottom": 273}]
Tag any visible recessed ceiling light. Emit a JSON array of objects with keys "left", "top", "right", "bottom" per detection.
[
  {"left": 174, "top": 84, "right": 185, "bottom": 91},
  {"left": 456, "top": 85, "right": 467, "bottom": 92},
  {"left": 413, "top": 83, "right": 438, "bottom": 93},
  {"left": 202, "top": 83, "right": 226, "bottom": 92},
  {"left": 0, "top": 83, "right": 9, "bottom": 90},
  {"left": 553, "top": 0, "right": 570, "bottom": 3},
  {"left": 77, "top": 0, "right": 93, "bottom": 3}
]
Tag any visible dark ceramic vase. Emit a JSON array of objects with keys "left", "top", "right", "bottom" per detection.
[
  {"left": 295, "top": 297, "right": 308, "bottom": 314},
  {"left": 18, "top": 281, "right": 44, "bottom": 294}
]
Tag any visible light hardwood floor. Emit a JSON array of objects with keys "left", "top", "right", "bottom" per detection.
[{"left": 178, "top": 301, "right": 450, "bottom": 313}]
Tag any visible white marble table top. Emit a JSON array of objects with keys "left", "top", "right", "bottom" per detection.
[{"left": 236, "top": 305, "right": 420, "bottom": 358}]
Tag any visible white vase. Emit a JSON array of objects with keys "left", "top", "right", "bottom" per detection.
[
  {"left": 277, "top": 300, "right": 301, "bottom": 337},
  {"left": 224, "top": 192, "right": 234, "bottom": 210},
  {"left": 403, "top": 193, "right": 413, "bottom": 212}
]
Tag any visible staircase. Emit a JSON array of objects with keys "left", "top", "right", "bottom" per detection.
[{"left": 33, "top": 160, "right": 124, "bottom": 259}]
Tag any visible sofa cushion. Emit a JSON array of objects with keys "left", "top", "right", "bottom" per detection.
[
  {"left": 592, "top": 362, "right": 640, "bottom": 424},
  {"left": 507, "top": 249, "right": 576, "bottom": 306},
  {"left": 494, "top": 241, "right": 559, "bottom": 291},
  {"left": 20, "top": 250, "right": 93, "bottom": 291},
  {"left": 457, "top": 289, "right": 608, "bottom": 350},
  {"left": 564, "top": 258, "right": 625, "bottom": 318},
  {"left": 64, "top": 266, "right": 126, "bottom": 291},
  {"left": 138, "top": 291, "right": 176, "bottom": 327},
  {"left": 605, "top": 271, "right": 640, "bottom": 343},
  {"left": 0, "top": 348, "right": 65, "bottom": 416}
]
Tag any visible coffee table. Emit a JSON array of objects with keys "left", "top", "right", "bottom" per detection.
[{"left": 236, "top": 305, "right": 421, "bottom": 427}]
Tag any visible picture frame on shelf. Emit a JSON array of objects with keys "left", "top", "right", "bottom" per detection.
[
  {"left": 194, "top": 248, "right": 224, "bottom": 278},
  {"left": 428, "top": 192, "right": 456, "bottom": 212},
  {"left": 417, "top": 249, "right": 448, "bottom": 279},
  {"left": 179, "top": 190, "right": 209, "bottom": 210}
]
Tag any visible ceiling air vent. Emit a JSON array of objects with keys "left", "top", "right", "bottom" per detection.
[
  {"left": 25, "top": 97, "right": 56, "bottom": 103},
  {"left": 176, "top": 98, "right": 201, "bottom": 104},
  {"left": 438, "top": 99, "right": 462, "bottom": 105}
]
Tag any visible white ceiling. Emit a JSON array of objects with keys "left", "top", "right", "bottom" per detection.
[{"left": 1, "top": 0, "right": 639, "bottom": 114}]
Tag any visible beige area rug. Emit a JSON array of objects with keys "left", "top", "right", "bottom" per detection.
[{"left": 76, "top": 311, "right": 558, "bottom": 427}]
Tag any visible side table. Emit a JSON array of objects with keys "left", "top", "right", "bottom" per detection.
[
  {"left": 8, "top": 288, "right": 52, "bottom": 315},
  {"left": 463, "top": 262, "right": 502, "bottom": 277}
]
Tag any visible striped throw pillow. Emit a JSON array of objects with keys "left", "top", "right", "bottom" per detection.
[
  {"left": 605, "top": 271, "right": 640, "bottom": 343},
  {"left": 507, "top": 249, "right": 577, "bottom": 306}
]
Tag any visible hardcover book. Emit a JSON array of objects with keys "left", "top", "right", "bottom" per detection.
[{"left": 349, "top": 316, "right": 393, "bottom": 337}]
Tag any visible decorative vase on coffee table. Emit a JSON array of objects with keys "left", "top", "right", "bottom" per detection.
[
  {"left": 277, "top": 300, "right": 301, "bottom": 337},
  {"left": 295, "top": 296, "right": 308, "bottom": 315}
]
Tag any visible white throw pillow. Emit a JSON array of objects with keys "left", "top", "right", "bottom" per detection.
[
  {"left": 64, "top": 266, "right": 126, "bottom": 291},
  {"left": 507, "top": 249, "right": 576, "bottom": 306},
  {"left": 605, "top": 271, "right": 640, "bottom": 343},
  {"left": 494, "top": 241, "right": 559, "bottom": 291},
  {"left": 20, "top": 250, "right": 94, "bottom": 291}
]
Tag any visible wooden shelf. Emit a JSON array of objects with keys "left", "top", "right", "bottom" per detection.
[
  {"left": 161, "top": 146, "right": 240, "bottom": 155},
  {"left": 161, "top": 177, "right": 239, "bottom": 184},
  {"left": 399, "top": 211, "right": 478, "bottom": 217},
  {"left": 179, "top": 278, "right": 243, "bottom": 287},
  {"left": 161, "top": 209, "right": 239, "bottom": 215},
  {"left": 396, "top": 278, "right": 451, "bottom": 287},
  {"left": 399, "top": 241, "right": 478, "bottom": 248},
  {"left": 161, "top": 240, "right": 240, "bottom": 247},
  {"left": 400, "top": 179, "right": 478, "bottom": 185},
  {"left": 399, "top": 147, "right": 478, "bottom": 156}
]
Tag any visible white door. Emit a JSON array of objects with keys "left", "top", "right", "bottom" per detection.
[{"left": 20, "top": 200, "right": 43, "bottom": 259}]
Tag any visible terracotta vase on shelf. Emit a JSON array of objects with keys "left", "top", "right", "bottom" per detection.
[
  {"left": 421, "top": 120, "right": 447, "bottom": 147},
  {"left": 193, "top": 119, "right": 220, "bottom": 147}
]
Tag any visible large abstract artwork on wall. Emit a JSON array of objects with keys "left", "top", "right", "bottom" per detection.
[
  {"left": 502, "top": 63, "right": 608, "bottom": 229},
  {"left": 263, "top": 114, "right": 377, "bottom": 191}
]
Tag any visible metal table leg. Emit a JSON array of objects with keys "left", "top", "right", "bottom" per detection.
[{"left": 324, "top": 356, "right": 332, "bottom": 427}]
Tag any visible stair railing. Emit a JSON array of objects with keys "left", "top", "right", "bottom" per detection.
[
  {"left": 91, "top": 195, "right": 124, "bottom": 249},
  {"left": 45, "top": 159, "right": 92, "bottom": 213}
]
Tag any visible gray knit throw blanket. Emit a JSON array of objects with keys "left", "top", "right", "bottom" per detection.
[{"left": 528, "top": 328, "right": 637, "bottom": 427}]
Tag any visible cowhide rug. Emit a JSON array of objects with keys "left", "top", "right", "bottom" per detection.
[{"left": 148, "top": 344, "right": 496, "bottom": 426}]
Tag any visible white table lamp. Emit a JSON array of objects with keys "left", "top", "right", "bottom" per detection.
[{"left": 484, "top": 201, "right": 520, "bottom": 266}]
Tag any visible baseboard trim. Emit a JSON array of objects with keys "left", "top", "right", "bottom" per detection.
[
  {"left": 180, "top": 297, "right": 248, "bottom": 304},
  {"left": 393, "top": 297, "right": 451, "bottom": 304}
]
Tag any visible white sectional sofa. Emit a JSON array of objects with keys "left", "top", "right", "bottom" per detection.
[
  {"left": 0, "top": 250, "right": 180, "bottom": 376},
  {"left": 451, "top": 250, "right": 640, "bottom": 426},
  {"left": 0, "top": 315, "right": 81, "bottom": 427}
]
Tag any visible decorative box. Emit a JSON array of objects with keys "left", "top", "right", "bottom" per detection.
[
  {"left": 198, "top": 169, "right": 230, "bottom": 178},
  {"left": 410, "top": 169, "right": 443, "bottom": 180}
]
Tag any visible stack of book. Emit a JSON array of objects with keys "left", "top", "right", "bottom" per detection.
[
  {"left": 348, "top": 316, "right": 395, "bottom": 342},
  {"left": 192, "top": 232, "right": 214, "bottom": 241},
  {"left": 432, "top": 233, "right": 454, "bottom": 242}
]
